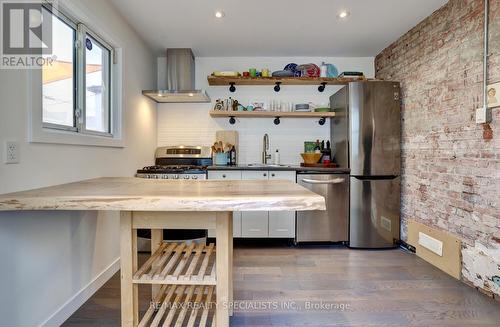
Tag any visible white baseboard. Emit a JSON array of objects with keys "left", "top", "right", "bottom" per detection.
[{"left": 39, "top": 257, "right": 121, "bottom": 327}]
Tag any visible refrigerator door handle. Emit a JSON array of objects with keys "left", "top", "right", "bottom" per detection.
[{"left": 300, "top": 178, "right": 345, "bottom": 185}]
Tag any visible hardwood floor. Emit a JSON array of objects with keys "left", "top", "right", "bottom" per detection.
[{"left": 63, "top": 244, "right": 500, "bottom": 327}]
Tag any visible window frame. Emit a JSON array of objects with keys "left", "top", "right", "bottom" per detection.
[
  {"left": 77, "top": 24, "right": 114, "bottom": 138},
  {"left": 41, "top": 4, "right": 78, "bottom": 133},
  {"left": 34, "top": 3, "right": 121, "bottom": 146}
]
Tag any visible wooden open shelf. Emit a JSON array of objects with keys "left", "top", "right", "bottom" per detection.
[
  {"left": 209, "top": 110, "right": 336, "bottom": 118},
  {"left": 207, "top": 75, "right": 366, "bottom": 86},
  {"left": 133, "top": 242, "right": 216, "bottom": 285},
  {"left": 139, "top": 284, "right": 215, "bottom": 327}
]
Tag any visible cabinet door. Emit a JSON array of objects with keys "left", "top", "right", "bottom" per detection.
[
  {"left": 269, "top": 170, "right": 296, "bottom": 238},
  {"left": 241, "top": 170, "right": 269, "bottom": 237},
  {"left": 207, "top": 170, "right": 242, "bottom": 237}
]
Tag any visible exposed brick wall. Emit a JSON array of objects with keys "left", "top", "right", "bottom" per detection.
[{"left": 375, "top": 0, "right": 499, "bottom": 296}]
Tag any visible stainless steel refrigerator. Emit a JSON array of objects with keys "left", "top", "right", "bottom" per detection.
[{"left": 330, "top": 81, "right": 401, "bottom": 248}]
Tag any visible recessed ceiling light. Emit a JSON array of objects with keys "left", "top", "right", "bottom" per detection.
[
  {"left": 215, "top": 10, "right": 225, "bottom": 18},
  {"left": 338, "top": 10, "right": 349, "bottom": 19}
]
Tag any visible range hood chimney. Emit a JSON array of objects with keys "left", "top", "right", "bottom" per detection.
[{"left": 142, "top": 48, "right": 210, "bottom": 103}]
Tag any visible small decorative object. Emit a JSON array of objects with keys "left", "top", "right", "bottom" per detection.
[
  {"left": 242, "top": 71, "right": 250, "bottom": 77},
  {"left": 215, "top": 152, "right": 229, "bottom": 166},
  {"left": 261, "top": 68, "right": 270, "bottom": 77},
  {"left": 249, "top": 68, "right": 257, "bottom": 77},
  {"left": 271, "top": 70, "right": 294, "bottom": 77},
  {"left": 250, "top": 101, "right": 266, "bottom": 111},
  {"left": 325, "top": 63, "right": 339, "bottom": 77},
  {"left": 284, "top": 63, "right": 301, "bottom": 77},
  {"left": 297, "top": 63, "right": 320, "bottom": 77},
  {"left": 304, "top": 141, "right": 316, "bottom": 153},
  {"left": 301, "top": 153, "right": 322, "bottom": 165},
  {"left": 487, "top": 82, "right": 500, "bottom": 108},
  {"left": 214, "top": 99, "right": 224, "bottom": 111},
  {"left": 232, "top": 99, "right": 239, "bottom": 111},
  {"left": 246, "top": 105, "right": 254, "bottom": 111},
  {"left": 237, "top": 104, "right": 245, "bottom": 111}
]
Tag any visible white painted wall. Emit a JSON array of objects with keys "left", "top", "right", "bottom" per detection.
[
  {"left": 0, "top": 0, "right": 157, "bottom": 326},
  {"left": 157, "top": 57, "right": 374, "bottom": 164}
]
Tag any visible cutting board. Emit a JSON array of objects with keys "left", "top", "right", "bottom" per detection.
[{"left": 216, "top": 130, "right": 238, "bottom": 155}]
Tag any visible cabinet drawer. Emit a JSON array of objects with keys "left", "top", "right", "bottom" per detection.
[
  {"left": 241, "top": 211, "right": 268, "bottom": 237},
  {"left": 269, "top": 211, "right": 295, "bottom": 238},
  {"left": 208, "top": 170, "right": 242, "bottom": 180},
  {"left": 242, "top": 170, "right": 269, "bottom": 180},
  {"left": 269, "top": 171, "right": 295, "bottom": 182}
]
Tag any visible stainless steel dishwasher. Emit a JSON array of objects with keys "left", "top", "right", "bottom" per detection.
[{"left": 296, "top": 173, "right": 349, "bottom": 242}]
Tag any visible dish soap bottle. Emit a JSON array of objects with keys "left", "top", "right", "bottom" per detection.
[{"left": 274, "top": 149, "right": 280, "bottom": 165}]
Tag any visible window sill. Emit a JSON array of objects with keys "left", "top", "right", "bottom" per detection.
[{"left": 30, "top": 127, "right": 125, "bottom": 148}]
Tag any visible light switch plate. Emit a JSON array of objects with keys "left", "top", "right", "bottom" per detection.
[
  {"left": 475, "top": 106, "right": 491, "bottom": 124},
  {"left": 4, "top": 141, "right": 20, "bottom": 164}
]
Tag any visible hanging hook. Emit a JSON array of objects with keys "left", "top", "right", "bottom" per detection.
[
  {"left": 274, "top": 82, "right": 282, "bottom": 92},
  {"left": 318, "top": 82, "right": 327, "bottom": 92},
  {"left": 318, "top": 117, "right": 326, "bottom": 125},
  {"left": 229, "top": 82, "right": 236, "bottom": 93},
  {"left": 274, "top": 117, "right": 281, "bottom": 125},
  {"left": 229, "top": 116, "right": 236, "bottom": 125}
]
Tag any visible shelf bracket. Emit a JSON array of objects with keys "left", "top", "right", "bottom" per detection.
[
  {"left": 229, "top": 116, "right": 236, "bottom": 125},
  {"left": 274, "top": 82, "right": 282, "bottom": 92},
  {"left": 274, "top": 117, "right": 281, "bottom": 125},
  {"left": 318, "top": 117, "right": 326, "bottom": 125},
  {"left": 318, "top": 82, "right": 327, "bottom": 92},
  {"left": 229, "top": 82, "right": 236, "bottom": 93}
]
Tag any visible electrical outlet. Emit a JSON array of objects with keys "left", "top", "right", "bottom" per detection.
[{"left": 4, "top": 141, "right": 19, "bottom": 164}]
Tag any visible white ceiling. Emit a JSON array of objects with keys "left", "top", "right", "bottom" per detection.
[{"left": 109, "top": 0, "right": 447, "bottom": 57}]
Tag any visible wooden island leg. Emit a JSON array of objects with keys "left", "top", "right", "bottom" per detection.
[
  {"left": 151, "top": 229, "right": 162, "bottom": 299},
  {"left": 216, "top": 211, "right": 233, "bottom": 327},
  {"left": 120, "top": 211, "right": 138, "bottom": 327}
]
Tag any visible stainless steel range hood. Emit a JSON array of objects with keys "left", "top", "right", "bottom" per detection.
[{"left": 142, "top": 48, "right": 210, "bottom": 103}]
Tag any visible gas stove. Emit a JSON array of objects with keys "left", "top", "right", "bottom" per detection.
[{"left": 136, "top": 146, "right": 212, "bottom": 180}]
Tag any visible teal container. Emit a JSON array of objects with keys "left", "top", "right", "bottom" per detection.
[{"left": 215, "top": 152, "right": 229, "bottom": 166}]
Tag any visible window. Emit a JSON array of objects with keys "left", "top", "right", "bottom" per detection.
[
  {"left": 42, "top": 6, "right": 76, "bottom": 130},
  {"left": 41, "top": 5, "right": 114, "bottom": 137}
]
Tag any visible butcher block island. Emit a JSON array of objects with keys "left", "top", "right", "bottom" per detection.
[{"left": 0, "top": 177, "right": 325, "bottom": 327}]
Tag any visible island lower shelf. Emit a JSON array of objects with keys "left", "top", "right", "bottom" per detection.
[
  {"left": 139, "top": 284, "right": 216, "bottom": 327},
  {"left": 134, "top": 242, "right": 216, "bottom": 286},
  {"left": 135, "top": 241, "right": 218, "bottom": 326}
]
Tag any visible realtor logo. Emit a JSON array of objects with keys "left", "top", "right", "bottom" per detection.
[{"left": 1, "top": 0, "right": 56, "bottom": 68}]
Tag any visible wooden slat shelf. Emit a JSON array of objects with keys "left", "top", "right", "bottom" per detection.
[
  {"left": 133, "top": 242, "right": 216, "bottom": 285},
  {"left": 209, "top": 110, "right": 336, "bottom": 118},
  {"left": 138, "top": 284, "right": 215, "bottom": 327},
  {"left": 207, "top": 75, "right": 366, "bottom": 86}
]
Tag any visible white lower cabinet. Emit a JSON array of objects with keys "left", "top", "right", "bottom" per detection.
[
  {"left": 208, "top": 169, "right": 296, "bottom": 238},
  {"left": 268, "top": 171, "right": 296, "bottom": 238},
  {"left": 207, "top": 170, "right": 242, "bottom": 237},
  {"left": 241, "top": 170, "right": 269, "bottom": 237}
]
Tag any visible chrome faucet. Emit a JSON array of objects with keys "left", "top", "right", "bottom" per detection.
[{"left": 262, "top": 133, "right": 271, "bottom": 164}]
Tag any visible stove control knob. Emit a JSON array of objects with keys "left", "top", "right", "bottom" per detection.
[
  {"left": 183, "top": 175, "right": 190, "bottom": 179},
  {"left": 191, "top": 175, "right": 198, "bottom": 180},
  {"left": 172, "top": 175, "right": 179, "bottom": 179},
  {"left": 162, "top": 175, "right": 168, "bottom": 179}
]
